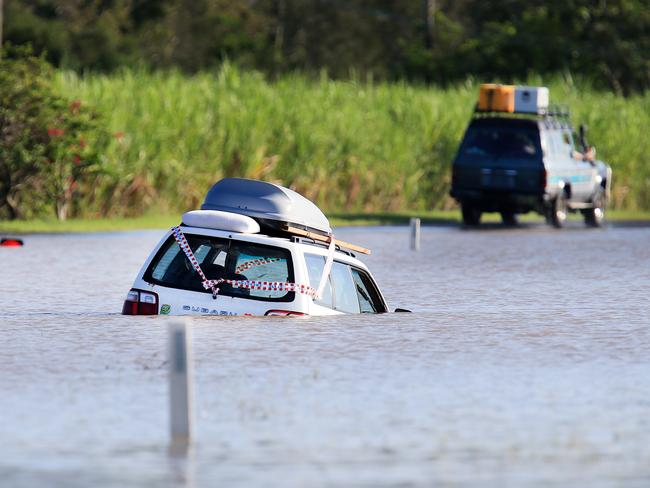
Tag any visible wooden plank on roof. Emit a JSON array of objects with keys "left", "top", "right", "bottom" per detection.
[{"left": 285, "top": 225, "right": 371, "bottom": 255}]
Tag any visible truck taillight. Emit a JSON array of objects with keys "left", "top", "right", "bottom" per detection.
[
  {"left": 265, "top": 310, "right": 307, "bottom": 317},
  {"left": 122, "top": 288, "right": 159, "bottom": 315},
  {"left": 540, "top": 168, "right": 547, "bottom": 190}
]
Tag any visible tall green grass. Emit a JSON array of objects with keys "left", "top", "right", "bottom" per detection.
[{"left": 55, "top": 66, "right": 650, "bottom": 216}]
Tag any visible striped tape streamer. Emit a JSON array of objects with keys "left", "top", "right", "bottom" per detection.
[
  {"left": 171, "top": 226, "right": 317, "bottom": 299},
  {"left": 235, "top": 257, "right": 282, "bottom": 274}
]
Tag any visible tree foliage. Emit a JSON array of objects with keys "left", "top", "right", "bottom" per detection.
[
  {"left": 0, "top": 46, "right": 110, "bottom": 220},
  {"left": 5, "top": 0, "right": 649, "bottom": 93}
]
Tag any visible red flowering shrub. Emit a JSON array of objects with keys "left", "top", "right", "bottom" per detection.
[{"left": 0, "top": 46, "right": 110, "bottom": 220}]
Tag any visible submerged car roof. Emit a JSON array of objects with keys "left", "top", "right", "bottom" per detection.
[{"left": 201, "top": 178, "right": 331, "bottom": 235}]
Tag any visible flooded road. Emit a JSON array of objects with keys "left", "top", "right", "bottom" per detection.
[{"left": 1, "top": 223, "right": 649, "bottom": 487}]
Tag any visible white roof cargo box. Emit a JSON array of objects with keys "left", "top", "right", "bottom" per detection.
[
  {"left": 514, "top": 86, "right": 549, "bottom": 114},
  {"left": 201, "top": 178, "right": 332, "bottom": 235}
]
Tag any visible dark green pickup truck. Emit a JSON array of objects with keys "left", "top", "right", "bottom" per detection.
[{"left": 450, "top": 107, "right": 612, "bottom": 228}]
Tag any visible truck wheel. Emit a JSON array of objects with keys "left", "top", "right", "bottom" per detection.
[
  {"left": 584, "top": 189, "right": 606, "bottom": 227},
  {"left": 548, "top": 193, "right": 568, "bottom": 228},
  {"left": 500, "top": 211, "right": 518, "bottom": 226},
  {"left": 461, "top": 203, "right": 482, "bottom": 226}
]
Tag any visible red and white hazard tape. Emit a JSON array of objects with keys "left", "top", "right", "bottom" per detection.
[
  {"left": 235, "top": 257, "right": 282, "bottom": 274},
  {"left": 171, "top": 226, "right": 317, "bottom": 299},
  {"left": 202, "top": 278, "right": 317, "bottom": 297}
]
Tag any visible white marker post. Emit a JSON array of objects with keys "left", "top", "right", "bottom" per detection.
[
  {"left": 410, "top": 218, "right": 421, "bottom": 251},
  {"left": 169, "top": 319, "right": 194, "bottom": 449}
]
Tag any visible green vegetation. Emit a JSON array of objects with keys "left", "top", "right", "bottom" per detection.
[
  {"left": 6, "top": 0, "right": 650, "bottom": 94},
  {"left": 53, "top": 65, "right": 474, "bottom": 217},
  {"left": 52, "top": 67, "right": 650, "bottom": 217},
  {"left": 0, "top": 214, "right": 179, "bottom": 234},
  {"left": 0, "top": 48, "right": 111, "bottom": 221},
  {"left": 3, "top": 3, "right": 648, "bottom": 228},
  {"left": 2, "top": 60, "right": 650, "bottom": 221},
  {"left": 2, "top": 210, "right": 649, "bottom": 234},
  {"left": 1, "top": 52, "right": 649, "bottom": 221}
]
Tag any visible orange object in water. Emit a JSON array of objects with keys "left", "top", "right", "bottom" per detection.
[{"left": 478, "top": 84, "right": 515, "bottom": 112}]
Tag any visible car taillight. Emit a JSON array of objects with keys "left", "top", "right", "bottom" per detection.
[
  {"left": 265, "top": 310, "right": 307, "bottom": 317},
  {"left": 540, "top": 168, "right": 547, "bottom": 190},
  {"left": 122, "top": 288, "right": 159, "bottom": 315}
]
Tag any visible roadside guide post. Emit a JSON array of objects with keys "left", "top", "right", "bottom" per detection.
[
  {"left": 169, "top": 319, "right": 194, "bottom": 449},
  {"left": 410, "top": 218, "right": 421, "bottom": 251}
]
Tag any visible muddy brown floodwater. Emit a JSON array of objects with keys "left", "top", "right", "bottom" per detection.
[{"left": 1, "top": 222, "right": 649, "bottom": 487}]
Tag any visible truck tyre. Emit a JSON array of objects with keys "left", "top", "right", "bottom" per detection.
[
  {"left": 461, "top": 203, "right": 482, "bottom": 226},
  {"left": 548, "top": 192, "right": 568, "bottom": 228},
  {"left": 500, "top": 211, "right": 518, "bottom": 226},
  {"left": 584, "top": 188, "right": 606, "bottom": 227}
]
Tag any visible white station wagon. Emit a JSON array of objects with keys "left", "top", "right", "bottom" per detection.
[{"left": 122, "top": 178, "right": 389, "bottom": 316}]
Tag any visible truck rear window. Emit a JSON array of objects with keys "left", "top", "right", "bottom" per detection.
[
  {"left": 145, "top": 234, "right": 294, "bottom": 302},
  {"left": 460, "top": 127, "right": 540, "bottom": 160}
]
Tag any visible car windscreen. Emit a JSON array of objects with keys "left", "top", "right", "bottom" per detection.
[
  {"left": 144, "top": 233, "right": 294, "bottom": 302},
  {"left": 460, "top": 126, "right": 541, "bottom": 160}
]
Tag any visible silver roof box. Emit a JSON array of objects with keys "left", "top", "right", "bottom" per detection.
[{"left": 201, "top": 178, "right": 331, "bottom": 235}]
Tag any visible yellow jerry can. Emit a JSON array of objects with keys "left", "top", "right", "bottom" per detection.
[{"left": 478, "top": 84, "right": 515, "bottom": 112}]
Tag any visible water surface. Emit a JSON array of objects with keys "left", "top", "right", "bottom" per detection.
[{"left": 1, "top": 222, "right": 649, "bottom": 487}]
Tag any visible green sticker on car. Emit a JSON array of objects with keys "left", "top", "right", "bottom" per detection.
[{"left": 160, "top": 304, "right": 171, "bottom": 315}]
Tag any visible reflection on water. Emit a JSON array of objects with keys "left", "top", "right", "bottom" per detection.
[{"left": 1, "top": 224, "right": 649, "bottom": 487}]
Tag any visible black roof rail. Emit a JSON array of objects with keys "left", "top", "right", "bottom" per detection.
[
  {"left": 544, "top": 103, "right": 571, "bottom": 119},
  {"left": 472, "top": 102, "right": 572, "bottom": 124}
]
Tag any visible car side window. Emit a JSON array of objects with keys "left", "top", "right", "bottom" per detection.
[
  {"left": 304, "top": 255, "right": 384, "bottom": 314},
  {"left": 350, "top": 268, "right": 381, "bottom": 313},
  {"left": 304, "top": 254, "right": 333, "bottom": 308},
  {"left": 330, "top": 262, "right": 361, "bottom": 313}
]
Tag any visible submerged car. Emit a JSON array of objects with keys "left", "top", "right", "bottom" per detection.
[
  {"left": 122, "top": 178, "right": 388, "bottom": 316},
  {"left": 450, "top": 84, "right": 612, "bottom": 228}
]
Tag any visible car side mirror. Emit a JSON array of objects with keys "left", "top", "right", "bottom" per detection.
[{"left": 579, "top": 124, "right": 589, "bottom": 151}]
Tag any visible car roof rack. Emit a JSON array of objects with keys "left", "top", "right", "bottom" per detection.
[
  {"left": 473, "top": 102, "right": 571, "bottom": 118},
  {"left": 472, "top": 103, "right": 572, "bottom": 128},
  {"left": 201, "top": 178, "right": 371, "bottom": 255},
  {"left": 290, "top": 235, "right": 356, "bottom": 258}
]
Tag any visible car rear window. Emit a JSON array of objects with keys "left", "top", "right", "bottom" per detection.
[
  {"left": 145, "top": 233, "right": 294, "bottom": 302},
  {"left": 460, "top": 126, "right": 540, "bottom": 160}
]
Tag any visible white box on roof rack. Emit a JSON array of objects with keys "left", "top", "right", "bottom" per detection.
[{"left": 514, "top": 86, "right": 549, "bottom": 114}]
